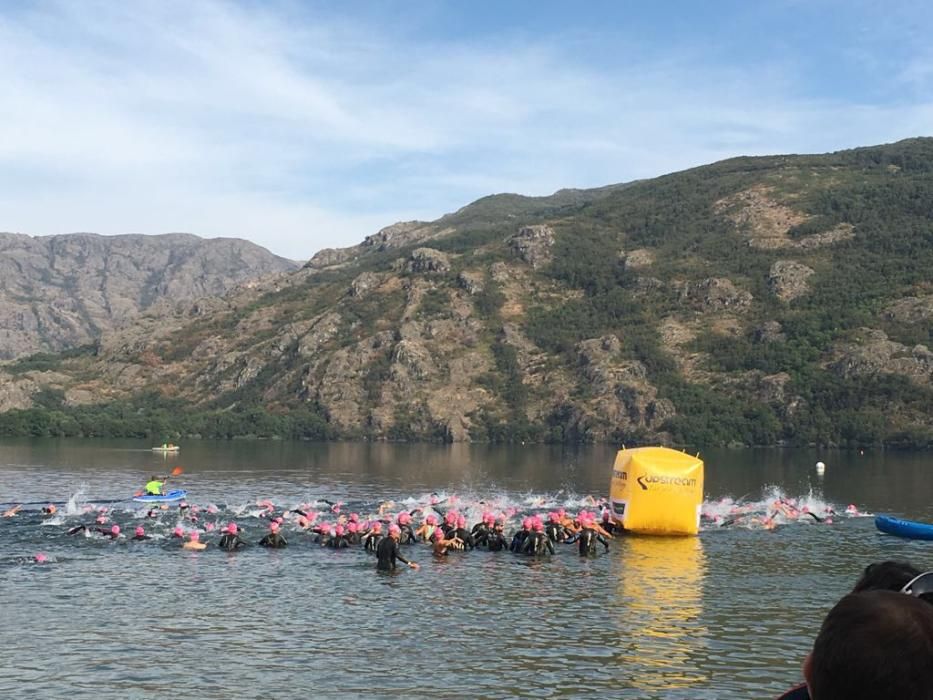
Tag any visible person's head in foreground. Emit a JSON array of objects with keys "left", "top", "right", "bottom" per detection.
[{"left": 804, "top": 588, "right": 933, "bottom": 700}]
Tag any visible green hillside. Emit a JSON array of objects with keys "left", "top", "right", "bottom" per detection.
[{"left": 2, "top": 138, "right": 932, "bottom": 447}]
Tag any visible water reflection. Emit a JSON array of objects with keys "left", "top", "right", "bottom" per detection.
[{"left": 615, "top": 535, "right": 708, "bottom": 692}]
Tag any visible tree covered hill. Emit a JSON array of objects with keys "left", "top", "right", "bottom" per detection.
[{"left": 1, "top": 138, "right": 932, "bottom": 447}]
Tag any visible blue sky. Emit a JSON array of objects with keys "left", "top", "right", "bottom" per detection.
[{"left": 1, "top": 1, "right": 931, "bottom": 260}]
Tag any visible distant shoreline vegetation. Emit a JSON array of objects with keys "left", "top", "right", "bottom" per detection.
[{"left": 0, "top": 389, "right": 929, "bottom": 449}]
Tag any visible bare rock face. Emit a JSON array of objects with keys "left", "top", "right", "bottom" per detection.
[
  {"left": 297, "top": 312, "right": 343, "bottom": 358},
  {"left": 509, "top": 225, "right": 555, "bottom": 269},
  {"left": 408, "top": 248, "right": 451, "bottom": 274},
  {"left": 457, "top": 271, "right": 485, "bottom": 295},
  {"left": 364, "top": 221, "right": 428, "bottom": 250},
  {"left": 350, "top": 272, "right": 382, "bottom": 297},
  {"left": 769, "top": 260, "right": 815, "bottom": 301},
  {"left": 0, "top": 232, "right": 298, "bottom": 360},
  {"left": 831, "top": 329, "right": 933, "bottom": 385},
  {"left": 568, "top": 334, "right": 673, "bottom": 441},
  {"left": 680, "top": 278, "right": 753, "bottom": 312},
  {"left": 884, "top": 295, "right": 933, "bottom": 324},
  {"left": 623, "top": 249, "right": 655, "bottom": 270},
  {"left": 305, "top": 247, "right": 354, "bottom": 269}
]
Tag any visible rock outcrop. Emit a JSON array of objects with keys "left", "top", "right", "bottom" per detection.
[
  {"left": 509, "top": 225, "right": 555, "bottom": 269},
  {"left": 769, "top": 260, "right": 815, "bottom": 301}
]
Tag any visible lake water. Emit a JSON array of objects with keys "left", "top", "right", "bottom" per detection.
[{"left": 0, "top": 439, "right": 931, "bottom": 699}]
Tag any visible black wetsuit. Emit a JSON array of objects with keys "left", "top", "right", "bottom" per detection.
[
  {"left": 566, "top": 528, "right": 609, "bottom": 556},
  {"left": 545, "top": 522, "right": 567, "bottom": 543},
  {"left": 327, "top": 535, "right": 350, "bottom": 549},
  {"left": 259, "top": 532, "right": 288, "bottom": 548},
  {"left": 451, "top": 527, "right": 475, "bottom": 550},
  {"left": 398, "top": 524, "right": 416, "bottom": 544},
  {"left": 375, "top": 536, "right": 411, "bottom": 571},
  {"left": 482, "top": 529, "right": 509, "bottom": 551},
  {"left": 510, "top": 529, "right": 530, "bottom": 552},
  {"left": 522, "top": 531, "right": 555, "bottom": 556},
  {"left": 364, "top": 532, "right": 383, "bottom": 552},
  {"left": 218, "top": 533, "right": 247, "bottom": 551},
  {"left": 131, "top": 534, "right": 151, "bottom": 541},
  {"left": 471, "top": 522, "right": 490, "bottom": 542}
]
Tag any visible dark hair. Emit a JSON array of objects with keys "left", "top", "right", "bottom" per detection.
[
  {"left": 852, "top": 560, "right": 921, "bottom": 593},
  {"left": 808, "top": 590, "right": 933, "bottom": 700}
]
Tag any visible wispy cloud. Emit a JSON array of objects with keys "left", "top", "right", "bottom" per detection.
[{"left": 0, "top": 1, "right": 931, "bottom": 259}]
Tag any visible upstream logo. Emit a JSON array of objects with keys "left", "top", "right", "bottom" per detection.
[{"left": 636, "top": 473, "right": 698, "bottom": 491}]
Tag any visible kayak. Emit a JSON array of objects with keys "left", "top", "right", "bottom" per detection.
[
  {"left": 875, "top": 514, "right": 933, "bottom": 541},
  {"left": 151, "top": 446, "right": 180, "bottom": 453},
  {"left": 132, "top": 489, "right": 187, "bottom": 503}
]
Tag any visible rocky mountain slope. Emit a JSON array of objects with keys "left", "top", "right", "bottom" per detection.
[
  {"left": 0, "top": 233, "right": 299, "bottom": 360},
  {"left": 2, "top": 139, "right": 932, "bottom": 447}
]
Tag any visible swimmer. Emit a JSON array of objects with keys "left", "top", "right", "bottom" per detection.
[
  {"left": 478, "top": 521, "right": 509, "bottom": 551},
  {"left": 42, "top": 504, "right": 57, "bottom": 517},
  {"left": 96, "top": 525, "right": 120, "bottom": 540},
  {"left": 326, "top": 525, "right": 351, "bottom": 549},
  {"left": 396, "top": 512, "right": 416, "bottom": 544},
  {"left": 432, "top": 528, "right": 463, "bottom": 557},
  {"left": 172, "top": 526, "right": 185, "bottom": 539},
  {"left": 471, "top": 513, "right": 495, "bottom": 541},
  {"left": 182, "top": 531, "right": 206, "bottom": 551},
  {"left": 415, "top": 514, "right": 439, "bottom": 542},
  {"left": 449, "top": 516, "right": 475, "bottom": 550},
  {"left": 545, "top": 512, "right": 568, "bottom": 543},
  {"left": 510, "top": 517, "right": 532, "bottom": 552},
  {"left": 3, "top": 504, "right": 22, "bottom": 518},
  {"left": 345, "top": 521, "right": 362, "bottom": 545},
  {"left": 34, "top": 553, "right": 48, "bottom": 564},
  {"left": 131, "top": 526, "right": 150, "bottom": 541},
  {"left": 566, "top": 521, "right": 610, "bottom": 556},
  {"left": 522, "top": 521, "right": 555, "bottom": 557},
  {"left": 364, "top": 522, "right": 384, "bottom": 552},
  {"left": 218, "top": 523, "right": 246, "bottom": 551},
  {"left": 259, "top": 522, "right": 288, "bottom": 549},
  {"left": 376, "top": 525, "right": 419, "bottom": 571}
]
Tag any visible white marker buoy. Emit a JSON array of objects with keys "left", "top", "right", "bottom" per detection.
[{"left": 815, "top": 461, "right": 826, "bottom": 475}]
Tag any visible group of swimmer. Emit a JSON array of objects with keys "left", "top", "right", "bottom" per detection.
[
  {"left": 6, "top": 494, "right": 622, "bottom": 570},
  {"left": 701, "top": 495, "right": 859, "bottom": 530}
]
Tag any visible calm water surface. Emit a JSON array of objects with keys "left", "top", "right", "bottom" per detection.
[{"left": 0, "top": 439, "right": 931, "bottom": 699}]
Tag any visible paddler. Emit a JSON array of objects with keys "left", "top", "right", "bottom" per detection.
[{"left": 144, "top": 475, "right": 165, "bottom": 496}]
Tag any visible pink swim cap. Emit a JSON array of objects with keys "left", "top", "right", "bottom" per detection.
[
  {"left": 433, "top": 529, "right": 445, "bottom": 540},
  {"left": 96, "top": 516, "right": 106, "bottom": 524},
  {"left": 335, "top": 525, "right": 345, "bottom": 536},
  {"left": 445, "top": 512, "right": 456, "bottom": 524},
  {"left": 398, "top": 512, "right": 412, "bottom": 525},
  {"left": 297, "top": 516, "right": 309, "bottom": 528},
  {"left": 349, "top": 513, "right": 359, "bottom": 522},
  {"left": 207, "top": 504, "right": 219, "bottom": 514},
  {"left": 135, "top": 527, "right": 145, "bottom": 536},
  {"left": 456, "top": 516, "right": 466, "bottom": 528},
  {"left": 189, "top": 531, "right": 200, "bottom": 541},
  {"left": 227, "top": 523, "right": 238, "bottom": 534},
  {"left": 522, "top": 517, "right": 532, "bottom": 529},
  {"left": 548, "top": 512, "right": 559, "bottom": 523},
  {"left": 533, "top": 521, "right": 544, "bottom": 532},
  {"left": 206, "top": 522, "right": 215, "bottom": 531},
  {"left": 35, "top": 552, "right": 48, "bottom": 563},
  {"left": 270, "top": 521, "right": 280, "bottom": 531},
  {"left": 388, "top": 524, "right": 401, "bottom": 536},
  {"left": 173, "top": 526, "right": 184, "bottom": 537},
  {"left": 426, "top": 514, "right": 438, "bottom": 526},
  {"left": 347, "top": 521, "right": 359, "bottom": 533},
  {"left": 372, "top": 522, "right": 383, "bottom": 533},
  {"left": 111, "top": 525, "right": 120, "bottom": 535}
]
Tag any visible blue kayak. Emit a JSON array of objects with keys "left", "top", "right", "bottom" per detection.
[
  {"left": 132, "top": 489, "right": 187, "bottom": 503},
  {"left": 875, "top": 514, "right": 933, "bottom": 541}
]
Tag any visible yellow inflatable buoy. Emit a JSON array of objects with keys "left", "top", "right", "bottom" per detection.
[{"left": 609, "top": 446, "right": 704, "bottom": 536}]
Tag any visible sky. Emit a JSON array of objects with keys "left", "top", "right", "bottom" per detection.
[{"left": 1, "top": 1, "right": 932, "bottom": 261}]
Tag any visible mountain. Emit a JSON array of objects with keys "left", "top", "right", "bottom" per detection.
[
  {"left": 0, "top": 232, "right": 299, "bottom": 360},
  {"left": 2, "top": 138, "right": 932, "bottom": 447}
]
